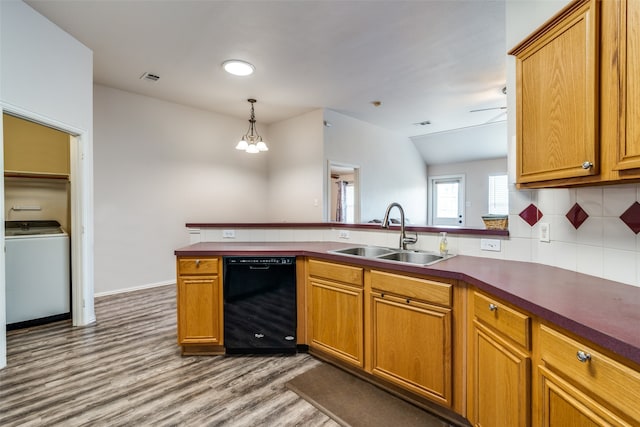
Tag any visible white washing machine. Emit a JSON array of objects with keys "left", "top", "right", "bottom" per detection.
[{"left": 5, "top": 220, "right": 71, "bottom": 326}]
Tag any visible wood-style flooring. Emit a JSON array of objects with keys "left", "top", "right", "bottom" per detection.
[{"left": 0, "top": 285, "right": 339, "bottom": 427}]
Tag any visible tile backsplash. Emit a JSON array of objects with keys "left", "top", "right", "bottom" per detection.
[{"left": 507, "top": 183, "right": 640, "bottom": 287}]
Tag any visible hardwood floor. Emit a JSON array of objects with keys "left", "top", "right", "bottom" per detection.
[{"left": 0, "top": 285, "right": 339, "bottom": 427}]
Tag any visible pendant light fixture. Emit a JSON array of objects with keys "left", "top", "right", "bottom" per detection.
[{"left": 236, "top": 99, "right": 268, "bottom": 153}]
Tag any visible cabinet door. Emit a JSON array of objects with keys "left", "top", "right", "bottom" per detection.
[
  {"left": 616, "top": 0, "right": 640, "bottom": 171},
  {"left": 511, "top": 0, "right": 599, "bottom": 184},
  {"left": 371, "top": 293, "right": 452, "bottom": 406},
  {"left": 177, "top": 276, "right": 221, "bottom": 344},
  {"left": 309, "top": 279, "right": 364, "bottom": 367},
  {"left": 3, "top": 114, "right": 71, "bottom": 175},
  {"left": 470, "top": 322, "right": 530, "bottom": 427},
  {"left": 538, "top": 366, "right": 631, "bottom": 427}
]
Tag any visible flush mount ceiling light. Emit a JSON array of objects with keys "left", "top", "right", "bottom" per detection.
[
  {"left": 222, "top": 59, "right": 255, "bottom": 76},
  {"left": 236, "top": 99, "right": 268, "bottom": 154}
]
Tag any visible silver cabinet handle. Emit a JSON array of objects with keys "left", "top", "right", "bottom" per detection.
[
  {"left": 582, "top": 161, "right": 594, "bottom": 169},
  {"left": 489, "top": 303, "right": 498, "bottom": 312},
  {"left": 195, "top": 259, "right": 200, "bottom": 267},
  {"left": 576, "top": 350, "right": 591, "bottom": 363}
]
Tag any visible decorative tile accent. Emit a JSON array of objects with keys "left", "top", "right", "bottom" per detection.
[
  {"left": 566, "top": 203, "right": 589, "bottom": 229},
  {"left": 620, "top": 201, "right": 640, "bottom": 234},
  {"left": 519, "top": 203, "right": 543, "bottom": 227}
]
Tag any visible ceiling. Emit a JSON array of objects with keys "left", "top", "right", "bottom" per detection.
[{"left": 25, "top": 0, "right": 507, "bottom": 163}]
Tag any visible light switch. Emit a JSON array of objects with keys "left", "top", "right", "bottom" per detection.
[{"left": 539, "top": 223, "right": 550, "bottom": 242}]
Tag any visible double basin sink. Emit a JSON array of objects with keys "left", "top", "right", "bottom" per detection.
[{"left": 329, "top": 245, "right": 452, "bottom": 266}]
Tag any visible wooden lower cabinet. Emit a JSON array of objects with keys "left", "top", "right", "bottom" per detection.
[
  {"left": 470, "top": 322, "right": 530, "bottom": 427},
  {"left": 370, "top": 291, "right": 452, "bottom": 406},
  {"left": 536, "top": 324, "right": 640, "bottom": 426},
  {"left": 538, "top": 366, "right": 628, "bottom": 427},
  {"left": 307, "top": 259, "right": 364, "bottom": 367},
  {"left": 176, "top": 257, "right": 223, "bottom": 355},
  {"left": 468, "top": 290, "right": 531, "bottom": 427},
  {"left": 369, "top": 270, "right": 454, "bottom": 407}
]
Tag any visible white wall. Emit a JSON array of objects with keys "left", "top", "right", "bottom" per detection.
[
  {"left": 323, "top": 110, "right": 428, "bottom": 224},
  {"left": 266, "top": 109, "right": 324, "bottom": 221},
  {"left": 428, "top": 158, "right": 508, "bottom": 228},
  {"left": 5, "top": 178, "right": 70, "bottom": 230},
  {"left": 0, "top": 0, "right": 93, "bottom": 369},
  {"left": 93, "top": 85, "right": 270, "bottom": 295}
]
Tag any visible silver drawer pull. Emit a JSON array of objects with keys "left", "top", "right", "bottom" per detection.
[
  {"left": 576, "top": 350, "right": 591, "bottom": 363},
  {"left": 195, "top": 259, "right": 200, "bottom": 267},
  {"left": 489, "top": 303, "right": 498, "bottom": 312},
  {"left": 582, "top": 161, "right": 594, "bottom": 169}
]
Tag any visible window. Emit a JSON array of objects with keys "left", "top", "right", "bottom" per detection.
[
  {"left": 430, "top": 175, "right": 465, "bottom": 226},
  {"left": 488, "top": 174, "right": 509, "bottom": 215}
]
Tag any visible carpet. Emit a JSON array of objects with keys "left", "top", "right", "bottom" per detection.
[{"left": 286, "top": 363, "right": 452, "bottom": 427}]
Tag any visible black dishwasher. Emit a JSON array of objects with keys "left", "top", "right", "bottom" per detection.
[{"left": 223, "top": 256, "right": 297, "bottom": 354}]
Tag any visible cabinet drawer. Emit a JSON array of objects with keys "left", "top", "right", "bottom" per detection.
[
  {"left": 177, "top": 257, "right": 219, "bottom": 275},
  {"left": 308, "top": 259, "right": 363, "bottom": 287},
  {"left": 539, "top": 324, "right": 640, "bottom": 422},
  {"left": 371, "top": 270, "right": 452, "bottom": 307},
  {"left": 473, "top": 291, "right": 530, "bottom": 349}
]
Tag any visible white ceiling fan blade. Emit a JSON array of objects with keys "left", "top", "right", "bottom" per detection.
[{"left": 470, "top": 106, "right": 507, "bottom": 113}]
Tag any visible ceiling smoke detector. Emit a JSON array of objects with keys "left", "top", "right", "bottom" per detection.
[{"left": 139, "top": 72, "right": 160, "bottom": 82}]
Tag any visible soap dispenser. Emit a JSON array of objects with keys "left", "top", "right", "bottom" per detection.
[{"left": 439, "top": 232, "right": 448, "bottom": 256}]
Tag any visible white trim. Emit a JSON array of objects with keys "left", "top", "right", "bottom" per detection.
[{"left": 94, "top": 280, "right": 175, "bottom": 298}]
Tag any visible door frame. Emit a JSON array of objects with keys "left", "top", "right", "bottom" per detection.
[
  {"left": 1, "top": 106, "right": 95, "bottom": 331},
  {"left": 326, "top": 160, "right": 361, "bottom": 223}
]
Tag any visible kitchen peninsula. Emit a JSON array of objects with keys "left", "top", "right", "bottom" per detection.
[{"left": 175, "top": 238, "right": 640, "bottom": 426}]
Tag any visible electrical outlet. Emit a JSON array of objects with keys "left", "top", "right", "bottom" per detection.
[
  {"left": 338, "top": 230, "right": 350, "bottom": 239},
  {"left": 539, "top": 223, "right": 550, "bottom": 242},
  {"left": 222, "top": 229, "right": 235, "bottom": 239},
  {"left": 480, "top": 238, "right": 501, "bottom": 252}
]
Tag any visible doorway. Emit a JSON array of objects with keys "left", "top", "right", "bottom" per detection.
[
  {"left": 1, "top": 109, "right": 93, "bottom": 334},
  {"left": 3, "top": 114, "right": 72, "bottom": 329},
  {"left": 328, "top": 162, "right": 360, "bottom": 223}
]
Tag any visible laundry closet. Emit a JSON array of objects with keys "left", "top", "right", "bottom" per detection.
[{"left": 3, "top": 113, "right": 72, "bottom": 330}]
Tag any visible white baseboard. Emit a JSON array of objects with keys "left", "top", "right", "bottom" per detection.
[{"left": 94, "top": 280, "right": 175, "bottom": 298}]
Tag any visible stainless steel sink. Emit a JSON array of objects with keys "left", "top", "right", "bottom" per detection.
[
  {"left": 331, "top": 246, "right": 396, "bottom": 257},
  {"left": 330, "top": 246, "right": 452, "bottom": 266},
  {"left": 377, "top": 251, "right": 444, "bottom": 265}
]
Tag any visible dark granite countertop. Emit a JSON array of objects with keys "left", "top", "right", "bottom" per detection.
[{"left": 175, "top": 241, "right": 640, "bottom": 366}]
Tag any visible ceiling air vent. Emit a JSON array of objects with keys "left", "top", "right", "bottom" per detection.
[{"left": 139, "top": 72, "right": 160, "bottom": 82}]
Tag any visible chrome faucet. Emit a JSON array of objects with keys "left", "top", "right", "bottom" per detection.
[{"left": 382, "top": 202, "right": 418, "bottom": 250}]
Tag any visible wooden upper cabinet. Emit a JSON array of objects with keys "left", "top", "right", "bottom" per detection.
[
  {"left": 510, "top": 0, "right": 600, "bottom": 185},
  {"left": 615, "top": 0, "right": 640, "bottom": 171}
]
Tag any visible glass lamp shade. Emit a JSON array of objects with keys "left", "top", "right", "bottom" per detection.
[
  {"left": 246, "top": 143, "right": 260, "bottom": 154},
  {"left": 236, "top": 139, "right": 249, "bottom": 150},
  {"left": 256, "top": 140, "right": 268, "bottom": 151}
]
